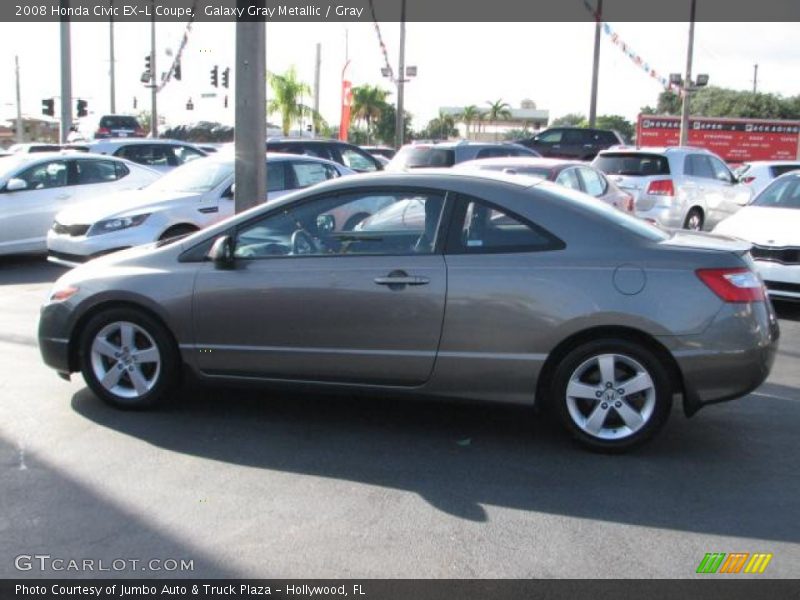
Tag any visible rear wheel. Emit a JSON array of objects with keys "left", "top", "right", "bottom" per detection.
[
  {"left": 550, "top": 339, "right": 672, "bottom": 452},
  {"left": 683, "top": 208, "right": 704, "bottom": 231},
  {"left": 78, "top": 308, "right": 180, "bottom": 409}
]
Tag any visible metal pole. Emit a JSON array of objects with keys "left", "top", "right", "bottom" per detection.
[
  {"left": 394, "top": 0, "right": 406, "bottom": 149},
  {"left": 59, "top": 2, "right": 72, "bottom": 143},
  {"left": 588, "top": 0, "right": 602, "bottom": 127},
  {"left": 109, "top": 1, "right": 116, "bottom": 113},
  {"left": 234, "top": 3, "right": 266, "bottom": 213},
  {"left": 150, "top": 3, "right": 158, "bottom": 137},
  {"left": 313, "top": 43, "right": 321, "bottom": 137},
  {"left": 14, "top": 56, "right": 23, "bottom": 143},
  {"left": 753, "top": 63, "right": 758, "bottom": 94},
  {"left": 679, "top": 0, "right": 696, "bottom": 147}
]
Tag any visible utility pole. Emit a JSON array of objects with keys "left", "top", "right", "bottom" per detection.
[
  {"left": 753, "top": 63, "right": 758, "bottom": 94},
  {"left": 59, "top": 0, "right": 73, "bottom": 143},
  {"left": 109, "top": 0, "right": 116, "bottom": 113},
  {"left": 313, "top": 42, "right": 321, "bottom": 137},
  {"left": 234, "top": 3, "right": 266, "bottom": 213},
  {"left": 394, "top": 0, "right": 406, "bottom": 149},
  {"left": 14, "top": 56, "right": 23, "bottom": 143},
  {"left": 149, "top": 1, "right": 158, "bottom": 137},
  {"left": 588, "top": 0, "right": 602, "bottom": 127},
  {"left": 678, "top": 0, "right": 696, "bottom": 147}
]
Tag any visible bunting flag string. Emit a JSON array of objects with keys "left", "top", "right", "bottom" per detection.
[
  {"left": 156, "top": 0, "right": 198, "bottom": 93},
  {"left": 368, "top": 0, "right": 395, "bottom": 83},
  {"left": 581, "top": 0, "right": 682, "bottom": 95}
]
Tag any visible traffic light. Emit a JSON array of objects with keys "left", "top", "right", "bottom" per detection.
[
  {"left": 222, "top": 67, "right": 230, "bottom": 89},
  {"left": 133, "top": 96, "right": 137, "bottom": 109},
  {"left": 186, "top": 98, "right": 194, "bottom": 110},
  {"left": 224, "top": 95, "right": 228, "bottom": 108},
  {"left": 41, "top": 98, "right": 54, "bottom": 117},
  {"left": 144, "top": 53, "right": 152, "bottom": 74},
  {"left": 210, "top": 65, "right": 219, "bottom": 88},
  {"left": 174, "top": 62, "right": 182, "bottom": 81},
  {"left": 76, "top": 99, "right": 88, "bottom": 118},
  {"left": 306, "top": 124, "right": 312, "bottom": 132}
]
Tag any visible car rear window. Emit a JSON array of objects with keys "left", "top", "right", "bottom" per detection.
[
  {"left": 771, "top": 164, "right": 800, "bottom": 177},
  {"left": 593, "top": 153, "right": 670, "bottom": 176},
  {"left": 392, "top": 146, "right": 456, "bottom": 168},
  {"left": 99, "top": 116, "right": 140, "bottom": 130}
]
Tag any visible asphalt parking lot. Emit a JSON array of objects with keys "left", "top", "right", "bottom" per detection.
[{"left": 1, "top": 255, "right": 798, "bottom": 579}]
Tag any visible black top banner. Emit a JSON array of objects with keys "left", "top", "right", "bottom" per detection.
[{"left": 4, "top": 0, "right": 800, "bottom": 22}]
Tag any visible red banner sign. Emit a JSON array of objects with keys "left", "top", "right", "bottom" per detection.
[
  {"left": 636, "top": 115, "right": 800, "bottom": 163},
  {"left": 339, "top": 79, "right": 353, "bottom": 142}
]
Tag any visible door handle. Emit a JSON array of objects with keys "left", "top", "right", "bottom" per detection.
[
  {"left": 374, "top": 276, "right": 429, "bottom": 286},
  {"left": 56, "top": 194, "right": 71, "bottom": 200}
]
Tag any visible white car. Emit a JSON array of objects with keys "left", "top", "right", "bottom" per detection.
[
  {"left": 47, "top": 153, "right": 355, "bottom": 267},
  {"left": 714, "top": 170, "right": 800, "bottom": 301},
  {"left": 734, "top": 160, "right": 800, "bottom": 196},
  {"left": 0, "top": 153, "right": 161, "bottom": 256},
  {"left": 64, "top": 138, "right": 208, "bottom": 173}
]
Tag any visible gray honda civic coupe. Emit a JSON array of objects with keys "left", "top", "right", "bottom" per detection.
[{"left": 38, "top": 170, "right": 779, "bottom": 451}]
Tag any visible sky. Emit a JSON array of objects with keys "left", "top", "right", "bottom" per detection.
[{"left": 0, "top": 20, "right": 799, "bottom": 132}]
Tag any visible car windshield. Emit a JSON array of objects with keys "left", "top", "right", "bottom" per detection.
[
  {"left": 100, "top": 116, "right": 140, "bottom": 129},
  {"left": 752, "top": 176, "right": 800, "bottom": 209},
  {"left": 148, "top": 159, "right": 232, "bottom": 193},
  {"left": 593, "top": 153, "right": 670, "bottom": 176},
  {"left": 391, "top": 146, "right": 455, "bottom": 168}
]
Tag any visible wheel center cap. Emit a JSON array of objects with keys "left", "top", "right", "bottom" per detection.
[{"left": 604, "top": 390, "right": 616, "bottom": 402}]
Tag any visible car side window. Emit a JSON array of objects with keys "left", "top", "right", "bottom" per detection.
[
  {"left": 267, "top": 162, "right": 287, "bottom": 192},
  {"left": 684, "top": 154, "right": 715, "bottom": 179},
  {"left": 578, "top": 167, "right": 607, "bottom": 197},
  {"left": 16, "top": 160, "right": 69, "bottom": 190},
  {"left": 555, "top": 168, "right": 582, "bottom": 191},
  {"left": 562, "top": 130, "right": 585, "bottom": 144},
  {"left": 233, "top": 190, "right": 445, "bottom": 259},
  {"left": 173, "top": 145, "right": 205, "bottom": 165},
  {"left": 289, "top": 160, "right": 340, "bottom": 189},
  {"left": 74, "top": 159, "right": 121, "bottom": 185},
  {"left": 537, "top": 130, "right": 562, "bottom": 143},
  {"left": 115, "top": 144, "right": 171, "bottom": 167},
  {"left": 708, "top": 156, "right": 733, "bottom": 183},
  {"left": 340, "top": 148, "right": 378, "bottom": 172},
  {"left": 448, "top": 195, "right": 564, "bottom": 254}
]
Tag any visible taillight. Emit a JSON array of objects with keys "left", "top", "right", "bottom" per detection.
[
  {"left": 696, "top": 268, "right": 765, "bottom": 303},
  {"left": 134, "top": 127, "right": 145, "bottom": 136},
  {"left": 741, "top": 176, "right": 756, "bottom": 184},
  {"left": 646, "top": 179, "right": 675, "bottom": 196},
  {"left": 95, "top": 127, "right": 110, "bottom": 137}
]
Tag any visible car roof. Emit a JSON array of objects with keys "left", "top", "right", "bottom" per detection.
[
  {"left": 404, "top": 141, "right": 523, "bottom": 150},
  {"left": 320, "top": 168, "right": 543, "bottom": 189},
  {"left": 741, "top": 160, "right": 800, "bottom": 166},
  {"left": 456, "top": 156, "right": 585, "bottom": 169},
  {"left": 191, "top": 151, "right": 349, "bottom": 169},
  {"left": 597, "top": 145, "right": 713, "bottom": 156},
  {"left": 84, "top": 138, "right": 201, "bottom": 147}
]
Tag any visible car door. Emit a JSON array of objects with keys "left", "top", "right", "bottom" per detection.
[
  {"left": 561, "top": 129, "right": 587, "bottom": 159},
  {"left": 530, "top": 129, "right": 563, "bottom": 157},
  {"left": 682, "top": 154, "right": 718, "bottom": 222},
  {"left": 191, "top": 187, "right": 449, "bottom": 385},
  {"left": 707, "top": 155, "right": 750, "bottom": 224},
  {"left": 0, "top": 158, "right": 70, "bottom": 253}
]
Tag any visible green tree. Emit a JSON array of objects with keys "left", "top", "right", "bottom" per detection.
[
  {"left": 644, "top": 87, "right": 800, "bottom": 120},
  {"left": 350, "top": 84, "right": 391, "bottom": 144},
  {"left": 551, "top": 113, "right": 587, "bottom": 127},
  {"left": 457, "top": 105, "right": 481, "bottom": 140},
  {"left": 485, "top": 99, "right": 512, "bottom": 141},
  {"left": 267, "top": 66, "right": 313, "bottom": 136},
  {"left": 373, "top": 104, "right": 413, "bottom": 146},
  {"left": 595, "top": 114, "right": 635, "bottom": 142}
]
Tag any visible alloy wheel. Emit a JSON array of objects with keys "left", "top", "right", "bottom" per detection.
[{"left": 89, "top": 321, "right": 161, "bottom": 399}]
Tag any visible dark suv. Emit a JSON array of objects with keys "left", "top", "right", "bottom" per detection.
[
  {"left": 266, "top": 139, "right": 382, "bottom": 173},
  {"left": 517, "top": 127, "right": 625, "bottom": 160}
]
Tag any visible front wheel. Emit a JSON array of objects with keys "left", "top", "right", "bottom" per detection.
[
  {"left": 78, "top": 308, "right": 180, "bottom": 409},
  {"left": 550, "top": 339, "right": 672, "bottom": 452}
]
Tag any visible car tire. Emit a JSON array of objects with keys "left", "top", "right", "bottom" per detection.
[
  {"left": 683, "top": 208, "right": 704, "bottom": 231},
  {"left": 78, "top": 307, "right": 180, "bottom": 409},
  {"left": 159, "top": 224, "right": 198, "bottom": 242},
  {"left": 550, "top": 338, "right": 672, "bottom": 452}
]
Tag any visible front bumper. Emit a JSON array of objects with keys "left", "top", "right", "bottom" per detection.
[
  {"left": 38, "top": 301, "right": 75, "bottom": 375},
  {"left": 47, "top": 226, "right": 158, "bottom": 267},
  {"left": 753, "top": 260, "right": 800, "bottom": 301}
]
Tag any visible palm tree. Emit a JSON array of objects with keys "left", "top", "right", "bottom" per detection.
[
  {"left": 485, "top": 99, "right": 513, "bottom": 141},
  {"left": 437, "top": 110, "right": 456, "bottom": 140},
  {"left": 457, "top": 105, "right": 480, "bottom": 140},
  {"left": 351, "top": 85, "right": 391, "bottom": 144},
  {"left": 267, "top": 66, "right": 312, "bottom": 136}
]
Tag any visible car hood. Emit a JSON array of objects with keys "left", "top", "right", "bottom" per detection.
[
  {"left": 659, "top": 229, "right": 752, "bottom": 255},
  {"left": 55, "top": 189, "right": 204, "bottom": 225},
  {"left": 714, "top": 206, "right": 800, "bottom": 247}
]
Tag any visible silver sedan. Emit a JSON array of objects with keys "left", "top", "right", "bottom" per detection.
[{"left": 38, "top": 170, "right": 778, "bottom": 452}]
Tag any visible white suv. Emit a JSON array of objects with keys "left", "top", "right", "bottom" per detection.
[{"left": 592, "top": 146, "right": 753, "bottom": 230}]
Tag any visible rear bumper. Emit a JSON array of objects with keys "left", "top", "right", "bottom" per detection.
[
  {"left": 660, "top": 301, "right": 780, "bottom": 415},
  {"left": 635, "top": 201, "right": 686, "bottom": 229}
]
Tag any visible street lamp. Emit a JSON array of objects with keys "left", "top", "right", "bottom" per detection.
[
  {"left": 381, "top": 64, "right": 417, "bottom": 147},
  {"left": 670, "top": 71, "right": 709, "bottom": 146}
]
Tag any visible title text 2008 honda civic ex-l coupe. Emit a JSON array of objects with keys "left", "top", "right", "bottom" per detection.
[{"left": 38, "top": 170, "right": 779, "bottom": 451}]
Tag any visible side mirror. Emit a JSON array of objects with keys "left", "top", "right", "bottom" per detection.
[
  {"left": 316, "top": 214, "right": 335, "bottom": 232},
  {"left": 207, "top": 235, "right": 235, "bottom": 269},
  {"left": 224, "top": 183, "right": 235, "bottom": 199},
  {"left": 6, "top": 178, "right": 27, "bottom": 192}
]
